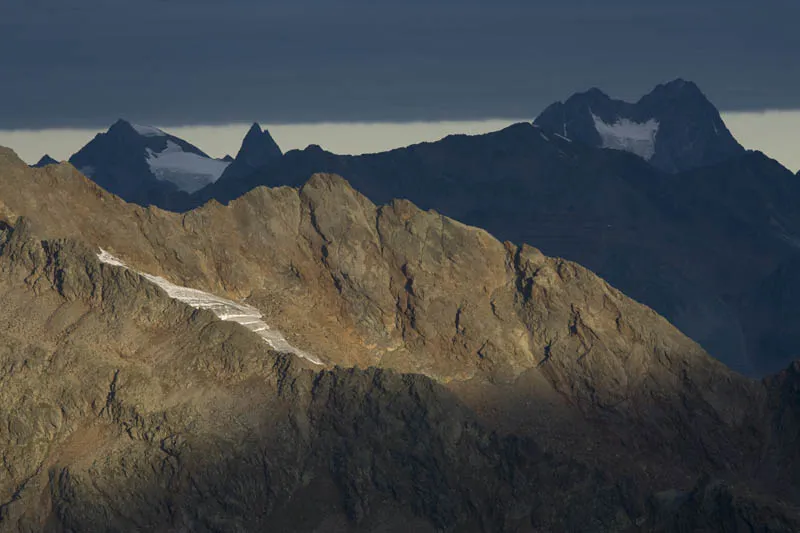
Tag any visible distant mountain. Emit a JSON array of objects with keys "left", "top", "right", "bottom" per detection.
[
  {"left": 68, "top": 119, "right": 230, "bottom": 206},
  {"left": 218, "top": 122, "right": 282, "bottom": 182},
  {"left": 534, "top": 79, "right": 745, "bottom": 172},
  {"left": 31, "top": 154, "right": 58, "bottom": 167},
  {"left": 195, "top": 117, "right": 800, "bottom": 376}
]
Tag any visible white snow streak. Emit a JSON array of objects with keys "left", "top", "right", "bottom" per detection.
[
  {"left": 591, "top": 114, "right": 659, "bottom": 161},
  {"left": 97, "top": 249, "right": 126, "bottom": 267},
  {"left": 132, "top": 124, "right": 167, "bottom": 137},
  {"left": 145, "top": 141, "right": 230, "bottom": 193},
  {"left": 97, "top": 249, "right": 322, "bottom": 365}
]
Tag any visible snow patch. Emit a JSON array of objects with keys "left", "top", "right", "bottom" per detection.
[
  {"left": 131, "top": 123, "right": 167, "bottom": 137},
  {"left": 553, "top": 133, "right": 572, "bottom": 143},
  {"left": 591, "top": 114, "right": 659, "bottom": 161},
  {"left": 97, "top": 249, "right": 322, "bottom": 365},
  {"left": 145, "top": 141, "right": 230, "bottom": 193},
  {"left": 97, "top": 249, "right": 126, "bottom": 267}
]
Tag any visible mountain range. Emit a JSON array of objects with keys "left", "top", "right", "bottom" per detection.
[
  {"left": 2, "top": 78, "right": 799, "bottom": 531},
  {"left": 47, "top": 81, "right": 800, "bottom": 377},
  {"left": 1, "top": 147, "right": 799, "bottom": 531}
]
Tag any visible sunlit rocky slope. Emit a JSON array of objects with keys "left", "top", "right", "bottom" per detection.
[{"left": 0, "top": 148, "right": 798, "bottom": 532}]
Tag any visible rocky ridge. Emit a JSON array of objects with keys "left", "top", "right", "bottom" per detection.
[
  {"left": 192, "top": 119, "right": 800, "bottom": 377},
  {"left": 0, "top": 148, "right": 798, "bottom": 531}
]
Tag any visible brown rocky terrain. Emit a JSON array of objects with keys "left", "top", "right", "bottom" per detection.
[
  {"left": 191, "top": 123, "right": 800, "bottom": 377},
  {"left": 0, "top": 147, "right": 798, "bottom": 531}
]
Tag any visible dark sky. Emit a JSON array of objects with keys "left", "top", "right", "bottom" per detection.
[{"left": 2, "top": 0, "right": 799, "bottom": 129}]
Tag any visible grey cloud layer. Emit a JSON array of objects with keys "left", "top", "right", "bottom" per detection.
[{"left": 2, "top": 0, "right": 798, "bottom": 129}]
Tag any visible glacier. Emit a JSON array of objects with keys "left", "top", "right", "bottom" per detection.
[
  {"left": 145, "top": 140, "right": 230, "bottom": 194},
  {"left": 591, "top": 114, "right": 660, "bottom": 161}
]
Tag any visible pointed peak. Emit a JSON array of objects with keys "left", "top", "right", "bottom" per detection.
[
  {"left": 217, "top": 122, "right": 283, "bottom": 181},
  {"left": 246, "top": 122, "right": 263, "bottom": 136},
  {"left": 109, "top": 118, "right": 133, "bottom": 130},
  {"left": 242, "top": 122, "right": 277, "bottom": 144},
  {"left": 33, "top": 154, "right": 59, "bottom": 168},
  {"left": 106, "top": 119, "right": 139, "bottom": 137},
  {"left": 234, "top": 122, "right": 282, "bottom": 164}
]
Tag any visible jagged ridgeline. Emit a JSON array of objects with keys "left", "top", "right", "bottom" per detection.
[
  {"left": 0, "top": 148, "right": 799, "bottom": 531},
  {"left": 59, "top": 82, "right": 800, "bottom": 378}
]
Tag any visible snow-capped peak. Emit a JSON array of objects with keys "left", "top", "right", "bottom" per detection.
[{"left": 533, "top": 79, "right": 744, "bottom": 172}]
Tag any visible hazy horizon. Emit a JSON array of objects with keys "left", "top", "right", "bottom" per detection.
[{"left": 1, "top": 111, "right": 798, "bottom": 173}]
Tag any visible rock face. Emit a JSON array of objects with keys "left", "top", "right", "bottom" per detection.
[
  {"left": 534, "top": 79, "right": 745, "bottom": 173},
  {"left": 0, "top": 146, "right": 799, "bottom": 531},
  {"left": 193, "top": 119, "right": 800, "bottom": 377}
]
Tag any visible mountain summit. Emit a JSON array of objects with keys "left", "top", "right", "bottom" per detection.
[
  {"left": 218, "top": 122, "right": 283, "bottom": 181},
  {"left": 534, "top": 79, "right": 744, "bottom": 172},
  {"left": 31, "top": 154, "right": 58, "bottom": 167},
  {"left": 68, "top": 119, "right": 230, "bottom": 205}
]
